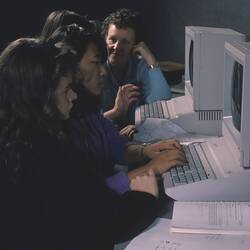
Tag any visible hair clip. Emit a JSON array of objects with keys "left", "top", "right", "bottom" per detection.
[{"left": 54, "top": 42, "right": 77, "bottom": 58}]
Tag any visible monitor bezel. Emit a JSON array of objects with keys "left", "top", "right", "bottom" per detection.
[{"left": 224, "top": 41, "right": 250, "bottom": 168}]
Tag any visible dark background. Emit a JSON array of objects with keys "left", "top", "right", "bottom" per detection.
[{"left": 1, "top": 0, "right": 250, "bottom": 63}]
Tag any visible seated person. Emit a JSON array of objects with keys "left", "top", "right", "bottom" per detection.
[
  {"left": 0, "top": 37, "right": 160, "bottom": 249},
  {"left": 47, "top": 24, "right": 186, "bottom": 194},
  {"left": 101, "top": 8, "right": 172, "bottom": 128}
]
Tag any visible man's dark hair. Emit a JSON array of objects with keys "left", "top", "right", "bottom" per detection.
[{"left": 102, "top": 8, "right": 142, "bottom": 42}]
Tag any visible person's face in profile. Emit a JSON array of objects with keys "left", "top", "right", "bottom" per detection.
[
  {"left": 54, "top": 72, "right": 77, "bottom": 119},
  {"left": 106, "top": 24, "right": 135, "bottom": 67},
  {"left": 78, "top": 42, "right": 106, "bottom": 96}
]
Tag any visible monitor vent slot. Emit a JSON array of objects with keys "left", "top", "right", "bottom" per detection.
[{"left": 198, "top": 110, "right": 223, "bottom": 120}]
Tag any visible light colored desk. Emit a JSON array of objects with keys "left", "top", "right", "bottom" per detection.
[
  {"left": 114, "top": 180, "right": 175, "bottom": 250},
  {"left": 159, "top": 61, "right": 184, "bottom": 86}
]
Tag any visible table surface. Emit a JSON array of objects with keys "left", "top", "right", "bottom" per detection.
[{"left": 114, "top": 178, "right": 175, "bottom": 250}]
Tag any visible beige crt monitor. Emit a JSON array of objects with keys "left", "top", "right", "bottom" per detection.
[
  {"left": 135, "top": 26, "right": 245, "bottom": 136},
  {"left": 163, "top": 41, "right": 250, "bottom": 201}
]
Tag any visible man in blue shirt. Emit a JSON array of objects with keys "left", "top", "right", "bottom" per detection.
[{"left": 101, "top": 8, "right": 171, "bottom": 129}]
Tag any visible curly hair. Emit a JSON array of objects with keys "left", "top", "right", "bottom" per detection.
[
  {"left": 0, "top": 37, "right": 77, "bottom": 181},
  {"left": 102, "top": 8, "right": 142, "bottom": 42}
]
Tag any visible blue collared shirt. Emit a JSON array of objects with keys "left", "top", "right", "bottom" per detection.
[{"left": 101, "top": 57, "right": 171, "bottom": 126}]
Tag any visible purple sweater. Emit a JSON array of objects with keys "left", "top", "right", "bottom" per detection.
[{"left": 68, "top": 111, "right": 131, "bottom": 194}]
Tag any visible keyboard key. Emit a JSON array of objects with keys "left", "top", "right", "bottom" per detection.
[
  {"left": 145, "top": 104, "right": 150, "bottom": 118},
  {"left": 152, "top": 102, "right": 158, "bottom": 117},
  {"left": 156, "top": 101, "right": 164, "bottom": 118},
  {"left": 167, "top": 143, "right": 211, "bottom": 187},
  {"left": 149, "top": 103, "right": 154, "bottom": 117},
  {"left": 139, "top": 101, "right": 168, "bottom": 121}
]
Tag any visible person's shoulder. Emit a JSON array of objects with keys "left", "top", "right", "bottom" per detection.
[{"left": 87, "top": 110, "right": 103, "bottom": 120}]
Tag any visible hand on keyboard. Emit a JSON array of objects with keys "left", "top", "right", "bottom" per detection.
[
  {"left": 130, "top": 169, "right": 159, "bottom": 198},
  {"left": 146, "top": 149, "right": 187, "bottom": 175},
  {"left": 143, "top": 139, "right": 182, "bottom": 159}
]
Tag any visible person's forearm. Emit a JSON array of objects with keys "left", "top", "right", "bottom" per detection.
[
  {"left": 103, "top": 107, "right": 120, "bottom": 120},
  {"left": 124, "top": 144, "right": 147, "bottom": 165},
  {"left": 144, "top": 53, "right": 157, "bottom": 67},
  {"left": 127, "top": 162, "right": 150, "bottom": 181}
]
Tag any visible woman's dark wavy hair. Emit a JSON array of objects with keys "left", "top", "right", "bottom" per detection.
[
  {"left": 0, "top": 37, "right": 76, "bottom": 182},
  {"left": 40, "top": 10, "right": 101, "bottom": 42},
  {"left": 48, "top": 24, "right": 106, "bottom": 116},
  {"left": 102, "top": 8, "right": 143, "bottom": 43},
  {"left": 40, "top": 10, "right": 93, "bottom": 41}
]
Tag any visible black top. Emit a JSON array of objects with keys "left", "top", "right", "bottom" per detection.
[{"left": 1, "top": 128, "right": 159, "bottom": 250}]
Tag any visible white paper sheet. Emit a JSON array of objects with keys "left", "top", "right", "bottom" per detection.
[
  {"left": 171, "top": 201, "right": 250, "bottom": 234},
  {"left": 134, "top": 118, "right": 186, "bottom": 142},
  {"left": 125, "top": 218, "right": 250, "bottom": 250},
  {"left": 134, "top": 118, "right": 216, "bottom": 143}
]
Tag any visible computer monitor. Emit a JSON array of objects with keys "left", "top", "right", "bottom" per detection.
[
  {"left": 185, "top": 26, "right": 245, "bottom": 114},
  {"left": 224, "top": 41, "right": 250, "bottom": 168}
]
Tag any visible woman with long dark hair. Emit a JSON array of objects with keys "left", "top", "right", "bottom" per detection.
[{"left": 0, "top": 37, "right": 160, "bottom": 249}]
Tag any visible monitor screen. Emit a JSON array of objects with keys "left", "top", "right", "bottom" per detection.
[
  {"left": 189, "top": 40, "right": 194, "bottom": 87},
  {"left": 231, "top": 61, "right": 243, "bottom": 132}
]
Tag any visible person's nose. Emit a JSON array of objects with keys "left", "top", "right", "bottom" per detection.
[
  {"left": 113, "top": 40, "right": 122, "bottom": 50},
  {"left": 100, "top": 65, "right": 107, "bottom": 77}
]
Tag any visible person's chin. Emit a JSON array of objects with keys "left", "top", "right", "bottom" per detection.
[{"left": 109, "top": 53, "right": 121, "bottom": 62}]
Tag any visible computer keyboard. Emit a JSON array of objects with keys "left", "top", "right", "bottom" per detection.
[
  {"left": 165, "top": 143, "right": 215, "bottom": 187},
  {"left": 139, "top": 101, "right": 169, "bottom": 121}
]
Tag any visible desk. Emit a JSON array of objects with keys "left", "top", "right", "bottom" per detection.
[
  {"left": 159, "top": 61, "right": 184, "bottom": 86},
  {"left": 114, "top": 179, "right": 175, "bottom": 250}
]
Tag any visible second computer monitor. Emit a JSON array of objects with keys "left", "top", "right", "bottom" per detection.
[
  {"left": 185, "top": 26, "right": 245, "bottom": 115},
  {"left": 224, "top": 41, "right": 250, "bottom": 168}
]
